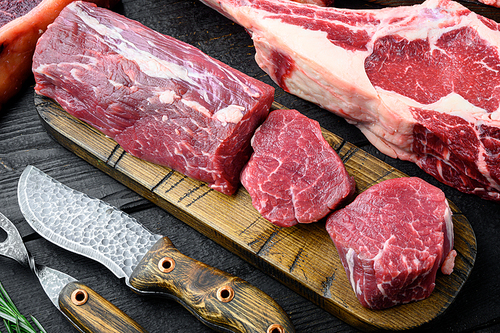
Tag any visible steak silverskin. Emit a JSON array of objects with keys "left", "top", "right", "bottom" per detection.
[
  {"left": 32, "top": 1, "right": 274, "bottom": 195},
  {"left": 326, "top": 177, "right": 456, "bottom": 310},
  {"left": 241, "top": 109, "right": 355, "bottom": 227},
  {"left": 200, "top": 0, "right": 500, "bottom": 201}
]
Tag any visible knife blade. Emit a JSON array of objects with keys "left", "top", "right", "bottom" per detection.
[
  {"left": 17, "top": 165, "right": 295, "bottom": 333},
  {"left": 0, "top": 212, "right": 148, "bottom": 333}
]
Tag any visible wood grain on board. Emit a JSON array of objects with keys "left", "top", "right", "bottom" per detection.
[{"left": 35, "top": 93, "right": 477, "bottom": 331}]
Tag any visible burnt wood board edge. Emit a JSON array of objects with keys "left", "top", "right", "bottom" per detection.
[{"left": 35, "top": 93, "right": 477, "bottom": 332}]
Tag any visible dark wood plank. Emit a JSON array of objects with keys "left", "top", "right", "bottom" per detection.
[{"left": 34, "top": 93, "right": 476, "bottom": 331}]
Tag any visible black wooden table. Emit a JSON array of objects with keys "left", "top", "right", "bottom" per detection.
[{"left": 1, "top": 0, "right": 499, "bottom": 332}]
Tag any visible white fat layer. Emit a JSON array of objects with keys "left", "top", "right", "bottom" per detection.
[
  {"left": 443, "top": 203, "right": 454, "bottom": 253},
  {"left": 377, "top": 282, "right": 388, "bottom": 297},
  {"left": 213, "top": 105, "right": 245, "bottom": 124},
  {"left": 109, "top": 80, "right": 123, "bottom": 88},
  {"left": 158, "top": 90, "right": 177, "bottom": 104},
  {"left": 254, "top": 10, "right": 500, "bottom": 119},
  {"left": 372, "top": 235, "right": 395, "bottom": 262},
  {"left": 345, "top": 248, "right": 360, "bottom": 295},
  {"left": 378, "top": 90, "right": 499, "bottom": 122},
  {"left": 371, "top": 4, "right": 465, "bottom": 43},
  {"left": 254, "top": 17, "right": 377, "bottom": 97},
  {"left": 181, "top": 99, "right": 211, "bottom": 117},
  {"left": 249, "top": 1, "right": 500, "bottom": 117},
  {"left": 69, "top": 68, "right": 84, "bottom": 82}
]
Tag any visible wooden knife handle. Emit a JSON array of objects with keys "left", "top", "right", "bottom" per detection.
[
  {"left": 129, "top": 237, "right": 295, "bottom": 333},
  {"left": 59, "top": 281, "right": 148, "bottom": 333}
]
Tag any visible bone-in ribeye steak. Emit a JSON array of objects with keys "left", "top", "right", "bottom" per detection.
[
  {"left": 0, "top": 0, "right": 118, "bottom": 111},
  {"left": 200, "top": 0, "right": 500, "bottom": 201},
  {"left": 326, "top": 177, "right": 456, "bottom": 310},
  {"left": 32, "top": 1, "right": 274, "bottom": 195},
  {"left": 241, "top": 109, "right": 355, "bottom": 227},
  {"left": 478, "top": 0, "right": 500, "bottom": 8},
  {"left": 290, "top": 0, "right": 333, "bottom": 6}
]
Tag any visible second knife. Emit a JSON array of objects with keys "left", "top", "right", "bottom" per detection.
[
  {"left": 17, "top": 165, "right": 294, "bottom": 333},
  {"left": 0, "top": 212, "right": 148, "bottom": 333}
]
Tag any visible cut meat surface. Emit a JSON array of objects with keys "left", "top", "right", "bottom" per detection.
[
  {"left": 478, "top": 0, "right": 500, "bottom": 8},
  {"left": 0, "top": 0, "right": 118, "bottom": 111},
  {"left": 32, "top": 1, "right": 274, "bottom": 195},
  {"left": 290, "top": 0, "right": 333, "bottom": 6},
  {"left": 326, "top": 177, "right": 455, "bottom": 310},
  {"left": 200, "top": 0, "right": 500, "bottom": 201},
  {"left": 241, "top": 109, "right": 355, "bottom": 227}
]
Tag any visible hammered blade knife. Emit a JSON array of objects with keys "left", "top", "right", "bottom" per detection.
[
  {"left": 17, "top": 165, "right": 294, "bottom": 333},
  {"left": 0, "top": 212, "right": 148, "bottom": 333}
]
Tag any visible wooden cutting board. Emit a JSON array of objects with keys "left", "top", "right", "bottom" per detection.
[{"left": 35, "top": 93, "right": 477, "bottom": 332}]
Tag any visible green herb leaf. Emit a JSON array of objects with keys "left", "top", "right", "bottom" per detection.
[
  {"left": 0, "top": 282, "right": 46, "bottom": 333},
  {"left": 29, "top": 317, "right": 46, "bottom": 333}
]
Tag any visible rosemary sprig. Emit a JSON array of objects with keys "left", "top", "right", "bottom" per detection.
[{"left": 0, "top": 282, "right": 46, "bottom": 333}]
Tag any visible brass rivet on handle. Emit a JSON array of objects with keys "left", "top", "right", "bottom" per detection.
[
  {"left": 216, "top": 285, "right": 234, "bottom": 303},
  {"left": 267, "top": 324, "right": 285, "bottom": 333},
  {"left": 158, "top": 257, "right": 175, "bottom": 273},
  {"left": 71, "top": 289, "right": 88, "bottom": 306}
]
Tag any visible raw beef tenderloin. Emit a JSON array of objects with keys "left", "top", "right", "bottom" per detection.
[
  {"left": 0, "top": 0, "right": 118, "bottom": 111},
  {"left": 200, "top": 0, "right": 500, "bottom": 201},
  {"left": 32, "top": 1, "right": 274, "bottom": 195},
  {"left": 326, "top": 177, "right": 456, "bottom": 310},
  {"left": 241, "top": 109, "right": 355, "bottom": 227}
]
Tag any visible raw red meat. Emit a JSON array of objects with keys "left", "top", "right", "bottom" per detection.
[
  {"left": 241, "top": 109, "right": 355, "bottom": 227},
  {"left": 32, "top": 1, "right": 274, "bottom": 195},
  {"left": 478, "top": 0, "right": 500, "bottom": 8},
  {"left": 0, "top": 0, "right": 118, "bottom": 111},
  {"left": 200, "top": 0, "right": 500, "bottom": 201},
  {"left": 325, "top": 177, "right": 455, "bottom": 310},
  {"left": 291, "top": 0, "right": 333, "bottom": 6}
]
